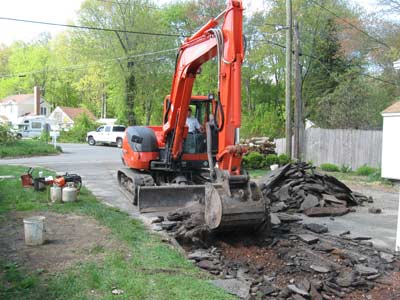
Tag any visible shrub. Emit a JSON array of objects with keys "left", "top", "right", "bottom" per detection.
[
  {"left": 265, "top": 154, "right": 279, "bottom": 166},
  {"left": 243, "top": 152, "right": 265, "bottom": 169},
  {"left": 356, "top": 165, "right": 379, "bottom": 176},
  {"left": 34, "top": 130, "right": 50, "bottom": 143},
  {"left": 278, "top": 154, "right": 290, "bottom": 166},
  {"left": 340, "top": 164, "right": 352, "bottom": 173},
  {"left": 59, "top": 113, "right": 98, "bottom": 143},
  {"left": 367, "top": 168, "right": 382, "bottom": 181},
  {"left": 320, "top": 163, "right": 340, "bottom": 172},
  {"left": 0, "top": 124, "right": 16, "bottom": 144}
]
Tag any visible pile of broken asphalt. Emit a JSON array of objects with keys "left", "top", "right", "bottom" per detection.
[
  {"left": 156, "top": 218, "right": 400, "bottom": 300},
  {"left": 150, "top": 163, "right": 399, "bottom": 299},
  {"left": 260, "top": 162, "right": 372, "bottom": 218}
]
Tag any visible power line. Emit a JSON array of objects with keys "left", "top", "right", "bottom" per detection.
[
  {"left": 309, "top": 0, "right": 390, "bottom": 49},
  {"left": 0, "top": 47, "right": 178, "bottom": 79},
  {"left": 94, "top": 0, "right": 161, "bottom": 10},
  {"left": 0, "top": 16, "right": 182, "bottom": 38},
  {"left": 251, "top": 22, "right": 286, "bottom": 29},
  {"left": 250, "top": 38, "right": 397, "bottom": 86}
]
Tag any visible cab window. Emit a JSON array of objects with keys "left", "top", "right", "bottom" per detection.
[
  {"left": 113, "top": 126, "right": 126, "bottom": 132},
  {"left": 97, "top": 126, "right": 104, "bottom": 132}
]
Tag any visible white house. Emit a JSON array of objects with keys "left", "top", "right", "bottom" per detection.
[
  {"left": 381, "top": 101, "right": 400, "bottom": 180},
  {"left": 49, "top": 106, "right": 96, "bottom": 130},
  {"left": 0, "top": 86, "right": 51, "bottom": 125}
]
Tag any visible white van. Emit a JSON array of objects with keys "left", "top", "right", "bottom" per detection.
[{"left": 15, "top": 117, "right": 51, "bottom": 139}]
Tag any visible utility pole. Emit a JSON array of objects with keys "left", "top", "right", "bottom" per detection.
[
  {"left": 101, "top": 84, "right": 107, "bottom": 119},
  {"left": 126, "top": 61, "right": 136, "bottom": 126},
  {"left": 293, "top": 21, "right": 303, "bottom": 160},
  {"left": 285, "top": 0, "right": 293, "bottom": 158}
]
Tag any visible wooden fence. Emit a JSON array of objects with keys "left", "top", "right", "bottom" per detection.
[{"left": 274, "top": 128, "right": 382, "bottom": 169}]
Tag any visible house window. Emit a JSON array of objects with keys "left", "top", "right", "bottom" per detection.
[
  {"left": 40, "top": 107, "right": 47, "bottom": 115},
  {"left": 53, "top": 111, "right": 62, "bottom": 122}
]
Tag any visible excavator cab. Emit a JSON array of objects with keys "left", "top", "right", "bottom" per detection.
[{"left": 163, "top": 95, "right": 218, "bottom": 156}]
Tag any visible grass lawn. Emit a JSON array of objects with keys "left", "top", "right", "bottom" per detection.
[
  {"left": 248, "top": 166, "right": 393, "bottom": 189},
  {"left": 318, "top": 169, "right": 393, "bottom": 187},
  {"left": 0, "top": 140, "right": 61, "bottom": 158},
  {"left": 0, "top": 165, "right": 234, "bottom": 300},
  {"left": 248, "top": 169, "right": 269, "bottom": 179}
]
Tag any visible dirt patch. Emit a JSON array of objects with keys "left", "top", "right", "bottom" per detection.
[
  {"left": 345, "top": 181, "right": 397, "bottom": 194},
  {"left": 218, "top": 242, "right": 282, "bottom": 269},
  {"left": 345, "top": 272, "right": 400, "bottom": 300},
  {"left": 0, "top": 211, "right": 129, "bottom": 273}
]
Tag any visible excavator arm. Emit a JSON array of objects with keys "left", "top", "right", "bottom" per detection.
[{"left": 163, "top": 0, "right": 245, "bottom": 175}]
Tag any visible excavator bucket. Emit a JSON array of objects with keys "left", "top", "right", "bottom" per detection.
[
  {"left": 204, "top": 181, "right": 267, "bottom": 231},
  {"left": 138, "top": 185, "right": 210, "bottom": 213}
]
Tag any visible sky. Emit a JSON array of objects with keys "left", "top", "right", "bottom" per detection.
[{"left": 0, "top": 0, "right": 388, "bottom": 45}]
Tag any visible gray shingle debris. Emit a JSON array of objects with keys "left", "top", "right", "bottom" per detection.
[{"left": 260, "top": 163, "right": 371, "bottom": 217}]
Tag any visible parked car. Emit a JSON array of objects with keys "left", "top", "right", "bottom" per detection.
[
  {"left": 86, "top": 125, "right": 126, "bottom": 147},
  {"left": 15, "top": 117, "right": 51, "bottom": 139}
]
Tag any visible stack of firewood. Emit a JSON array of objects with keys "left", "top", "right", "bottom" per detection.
[{"left": 241, "top": 137, "right": 276, "bottom": 155}]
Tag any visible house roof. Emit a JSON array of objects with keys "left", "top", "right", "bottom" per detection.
[
  {"left": 0, "top": 115, "right": 9, "bottom": 122},
  {"left": 0, "top": 94, "right": 47, "bottom": 104},
  {"left": 58, "top": 106, "right": 96, "bottom": 121},
  {"left": 382, "top": 101, "right": 400, "bottom": 114}
]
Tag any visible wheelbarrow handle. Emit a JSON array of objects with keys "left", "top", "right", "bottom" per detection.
[{"left": 27, "top": 167, "right": 34, "bottom": 175}]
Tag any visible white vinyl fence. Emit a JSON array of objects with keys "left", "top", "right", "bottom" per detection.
[{"left": 275, "top": 128, "right": 382, "bottom": 170}]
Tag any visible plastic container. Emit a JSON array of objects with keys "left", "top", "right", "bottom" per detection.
[
  {"left": 62, "top": 184, "right": 77, "bottom": 202},
  {"left": 23, "top": 216, "right": 46, "bottom": 246},
  {"left": 50, "top": 185, "right": 62, "bottom": 202},
  {"left": 33, "top": 177, "right": 46, "bottom": 191},
  {"left": 270, "top": 164, "right": 279, "bottom": 171}
]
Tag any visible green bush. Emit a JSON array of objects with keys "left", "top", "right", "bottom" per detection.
[
  {"left": 356, "top": 165, "right": 379, "bottom": 176},
  {"left": 278, "top": 154, "right": 290, "bottom": 166},
  {"left": 340, "top": 164, "right": 352, "bottom": 173},
  {"left": 243, "top": 152, "right": 265, "bottom": 169},
  {"left": 367, "top": 168, "right": 382, "bottom": 181},
  {"left": 320, "top": 163, "right": 340, "bottom": 172},
  {"left": 0, "top": 124, "right": 16, "bottom": 144},
  {"left": 265, "top": 154, "right": 279, "bottom": 166},
  {"left": 59, "top": 113, "right": 98, "bottom": 143}
]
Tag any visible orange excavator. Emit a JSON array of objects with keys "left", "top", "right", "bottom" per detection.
[{"left": 118, "top": 0, "right": 268, "bottom": 231}]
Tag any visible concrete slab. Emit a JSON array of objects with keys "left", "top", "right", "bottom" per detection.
[{"left": 301, "top": 186, "right": 399, "bottom": 251}]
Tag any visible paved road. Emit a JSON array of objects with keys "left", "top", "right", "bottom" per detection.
[
  {"left": 1, "top": 144, "right": 398, "bottom": 250},
  {"left": 301, "top": 186, "right": 399, "bottom": 250},
  {"left": 0, "top": 143, "right": 140, "bottom": 218}
]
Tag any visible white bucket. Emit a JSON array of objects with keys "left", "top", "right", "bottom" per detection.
[
  {"left": 23, "top": 216, "right": 46, "bottom": 246},
  {"left": 270, "top": 164, "right": 279, "bottom": 171}
]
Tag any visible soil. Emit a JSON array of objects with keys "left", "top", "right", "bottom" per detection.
[
  {"left": 0, "top": 211, "right": 129, "bottom": 273},
  {"left": 345, "top": 272, "right": 400, "bottom": 300}
]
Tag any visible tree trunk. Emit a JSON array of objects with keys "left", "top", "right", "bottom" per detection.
[{"left": 126, "top": 61, "right": 136, "bottom": 126}]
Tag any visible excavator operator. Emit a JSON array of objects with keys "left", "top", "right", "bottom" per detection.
[{"left": 186, "top": 107, "right": 204, "bottom": 133}]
